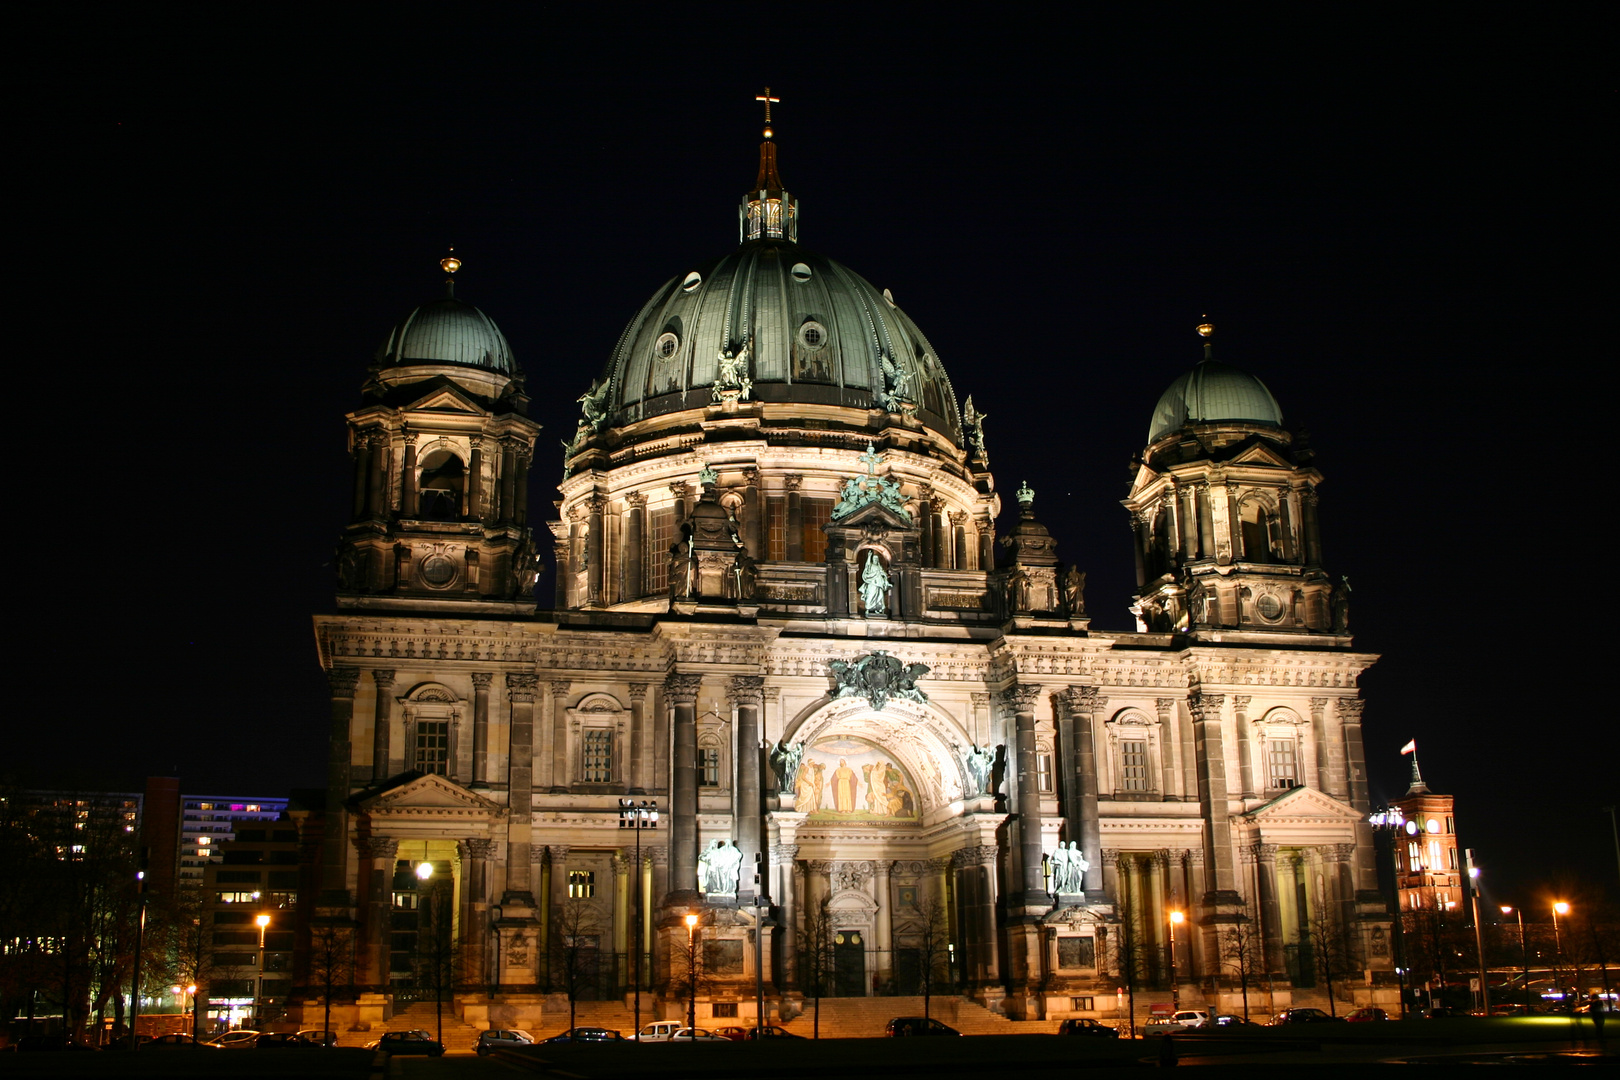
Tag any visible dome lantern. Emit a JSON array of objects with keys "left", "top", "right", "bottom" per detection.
[{"left": 739, "top": 87, "right": 798, "bottom": 244}]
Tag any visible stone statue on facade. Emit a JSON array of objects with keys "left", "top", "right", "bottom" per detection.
[
  {"left": 728, "top": 551, "right": 757, "bottom": 600},
  {"left": 961, "top": 395, "right": 989, "bottom": 466},
  {"left": 1063, "top": 566, "right": 1086, "bottom": 615},
  {"left": 769, "top": 740, "right": 804, "bottom": 792},
  {"left": 699, "top": 839, "right": 742, "bottom": 895},
  {"left": 828, "top": 651, "right": 930, "bottom": 711},
  {"left": 876, "top": 352, "right": 913, "bottom": 413},
  {"left": 713, "top": 340, "right": 754, "bottom": 403},
  {"left": 859, "top": 550, "right": 892, "bottom": 617},
  {"left": 1051, "top": 841, "right": 1090, "bottom": 896},
  {"left": 963, "top": 743, "right": 995, "bottom": 797}
]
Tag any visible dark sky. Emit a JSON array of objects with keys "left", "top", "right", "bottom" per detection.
[{"left": 20, "top": 12, "right": 1612, "bottom": 913}]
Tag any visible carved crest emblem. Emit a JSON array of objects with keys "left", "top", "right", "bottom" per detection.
[{"left": 828, "top": 650, "right": 930, "bottom": 711}]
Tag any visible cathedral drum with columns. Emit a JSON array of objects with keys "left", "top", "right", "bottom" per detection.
[{"left": 292, "top": 108, "right": 1395, "bottom": 1032}]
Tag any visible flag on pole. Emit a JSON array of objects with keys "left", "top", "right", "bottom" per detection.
[{"left": 1399, "top": 740, "right": 1416, "bottom": 755}]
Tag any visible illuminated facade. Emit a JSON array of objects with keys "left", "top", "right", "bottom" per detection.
[
  {"left": 1388, "top": 763, "right": 1461, "bottom": 913},
  {"left": 295, "top": 116, "right": 1395, "bottom": 1031}
]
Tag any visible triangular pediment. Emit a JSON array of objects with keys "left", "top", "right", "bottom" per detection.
[
  {"left": 1243, "top": 785, "right": 1363, "bottom": 824},
  {"left": 358, "top": 773, "right": 506, "bottom": 817},
  {"left": 1229, "top": 442, "right": 1294, "bottom": 468},
  {"left": 404, "top": 383, "right": 486, "bottom": 414},
  {"left": 830, "top": 499, "right": 915, "bottom": 531},
  {"left": 1130, "top": 462, "right": 1161, "bottom": 495}
]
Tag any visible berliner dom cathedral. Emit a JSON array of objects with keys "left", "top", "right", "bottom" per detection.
[{"left": 297, "top": 94, "right": 1394, "bottom": 1034}]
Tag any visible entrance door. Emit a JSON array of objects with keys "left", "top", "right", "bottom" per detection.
[{"left": 833, "top": 931, "right": 866, "bottom": 997}]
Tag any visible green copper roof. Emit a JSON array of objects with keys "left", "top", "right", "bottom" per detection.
[
  {"left": 1148, "top": 359, "right": 1283, "bottom": 442},
  {"left": 375, "top": 295, "right": 516, "bottom": 375}
]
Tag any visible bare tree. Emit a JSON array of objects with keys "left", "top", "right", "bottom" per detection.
[
  {"left": 1304, "top": 904, "right": 1355, "bottom": 1017},
  {"left": 416, "top": 880, "right": 458, "bottom": 1045},
  {"left": 305, "top": 919, "right": 354, "bottom": 1042},
  {"left": 1218, "top": 917, "right": 1263, "bottom": 1022},
  {"left": 905, "top": 897, "right": 952, "bottom": 1020},
  {"left": 549, "top": 896, "right": 607, "bottom": 1034},
  {"left": 794, "top": 899, "right": 836, "bottom": 1039}
]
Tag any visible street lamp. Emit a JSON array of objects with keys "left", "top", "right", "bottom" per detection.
[
  {"left": 1465, "top": 852, "right": 1489, "bottom": 1015},
  {"left": 1502, "top": 907, "right": 1529, "bottom": 1008},
  {"left": 254, "top": 914, "right": 271, "bottom": 1029},
  {"left": 1367, "top": 806, "right": 1411, "bottom": 1018},
  {"left": 1552, "top": 901, "right": 1568, "bottom": 959},
  {"left": 1168, "top": 911, "right": 1185, "bottom": 1010},
  {"left": 619, "top": 799, "right": 658, "bottom": 1041},
  {"left": 684, "top": 913, "right": 699, "bottom": 1038}
]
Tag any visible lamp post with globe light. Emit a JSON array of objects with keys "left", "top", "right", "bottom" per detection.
[
  {"left": 618, "top": 800, "right": 658, "bottom": 1040},
  {"left": 1168, "top": 911, "right": 1185, "bottom": 1010},
  {"left": 1367, "top": 806, "right": 1411, "bottom": 1017},
  {"left": 1552, "top": 901, "right": 1570, "bottom": 1003},
  {"left": 254, "top": 914, "right": 271, "bottom": 1028}
]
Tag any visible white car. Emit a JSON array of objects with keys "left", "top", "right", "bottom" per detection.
[
  {"left": 1143, "top": 1010, "right": 1210, "bottom": 1035},
  {"left": 201, "top": 1030, "right": 262, "bottom": 1049},
  {"left": 637, "top": 1022, "right": 727, "bottom": 1042}
]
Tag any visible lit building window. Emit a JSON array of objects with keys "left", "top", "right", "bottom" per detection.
[
  {"left": 582, "top": 730, "right": 613, "bottom": 783},
  {"left": 699, "top": 747, "right": 720, "bottom": 787},
  {"left": 415, "top": 721, "right": 449, "bottom": 775},
  {"left": 1266, "top": 739, "right": 1297, "bottom": 789},
  {"left": 1119, "top": 740, "right": 1149, "bottom": 792},
  {"left": 568, "top": 870, "right": 595, "bottom": 898},
  {"left": 1036, "top": 752, "right": 1053, "bottom": 793}
]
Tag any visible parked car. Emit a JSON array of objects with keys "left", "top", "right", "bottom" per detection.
[
  {"left": 1268, "top": 1008, "right": 1339, "bottom": 1025},
  {"left": 667, "top": 1028, "right": 730, "bottom": 1042},
  {"left": 1212, "top": 1015, "right": 1260, "bottom": 1027},
  {"left": 1058, "top": 1018, "right": 1119, "bottom": 1038},
  {"left": 743, "top": 1025, "right": 806, "bottom": 1039},
  {"left": 636, "top": 1021, "right": 685, "bottom": 1042},
  {"left": 376, "top": 1030, "right": 446, "bottom": 1056},
  {"left": 476, "top": 1029, "right": 536, "bottom": 1054},
  {"left": 885, "top": 1017, "right": 963, "bottom": 1036},
  {"left": 1144, "top": 1010, "right": 1211, "bottom": 1035},
  {"left": 542, "top": 1027, "right": 626, "bottom": 1043},
  {"left": 711, "top": 1026, "right": 752, "bottom": 1041},
  {"left": 146, "top": 1034, "right": 212, "bottom": 1048},
  {"left": 257, "top": 1031, "right": 329, "bottom": 1048},
  {"left": 1345, "top": 1006, "right": 1388, "bottom": 1023},
  {"left": 202, "top": 1030, "right": 262, "bottom": 1049},
  {"left": 296, "top": 1030, "right": 339, "bottom": 1046}
]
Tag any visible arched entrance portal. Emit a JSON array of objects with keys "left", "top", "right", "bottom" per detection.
[{"left": 769, "top": 700, "right": 1003, "bottom": 999}]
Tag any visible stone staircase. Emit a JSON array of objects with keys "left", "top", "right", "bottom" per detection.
[
  {"left": 777, "top": 996, "right": 1064, "bottom": 1038},
  {"left": 333, "top": 1002, "right": 483, "bottom": 1052},
  {"left": 533, "top": 999, "right": 641, "bottom": 1038}
]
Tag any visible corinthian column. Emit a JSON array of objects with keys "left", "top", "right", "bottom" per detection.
[
  {"left": 1004, "top": 682, "right": 1045, "bottom": 907},
  {"left": 321, "top": 667, "right": 360, "bottom": 904},
  {"left": 729, "top": 676, "right": 765, "bottom": 898},
  {"left": 504, "top": 673, "right": 538, "bottom": 903},
  {"left": 1058, "top": 686, "right": 1104, "bottom": 894},
  {"left": 356, "top": 835, "right": 398, "bottom": 988},
  {"left": 1188, "top": 693, "right": 1236, "bottom": 894},
  {"left": 371, "top": 669, "right": 396, "bottom": 783},
  {"left": 665, "top": 674, "right": 703, "bottom": 903},
  {"left": 470, "top": 672, "right": 493, "bottom": 787}
]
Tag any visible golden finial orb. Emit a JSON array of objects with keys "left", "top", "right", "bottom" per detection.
[
  {"left": 1196, "top": 318, "right": 1214, "bottom": 338},
  {"left": 440, "top": 247, "right": 461, "bottom": 275}
]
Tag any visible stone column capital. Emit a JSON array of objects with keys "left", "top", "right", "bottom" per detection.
[
  {"left": 783, "top": 474, "right": 802, "bottom": 492},
  {"left": 328, "top": 667, "right": 361, "bottom": 698},
  {"left": 647, "top": 845, "right": 668, "bottom": 866},
  {"left": 371, "top": 669, "right": 396, "bottom": 690},
  {"left": 763, "top": 686, "right": 781, "bottom": 703},
  {"left": 1188, "top": 693, "right": 1225, "bottom": 722},
  {"left": 1335, "top": 698, "right": 1366, "bottom": 722},
  {"left": 1001, "top": 683, "right": 1042, "bottom": 713},
  {"left": 727, "top": 675, "right": 765, "bottom": 706},
  {"left": 549, "top": 680, "right": 572, "bottom": 699},
  {"left": 626, "top": 490, "right": 648, "bottom": 508},
  {"left": 357, "top": 836, "right": 399, "bottom": 860},
  {"left": 970, "top": 692, "right": 992, "bottom": 708},
  {"left": 772, "top": 843, "right": 800, "bottom": 865},
  {"left": 1056, "top": 686, "right": 1103, "bottom": 714},
  {"left": 664, "top": 674, "right": 703, "bottom": 704},
  {"left": 471, "top": 671, "right": 493, "bottom": 690},
  {"left": 669, "top": 480, "right": 692, "bottom": 499},
  {"left": 627, "top": 682, "right": 650, "bottom": 702},
  {"left": 1232, "top": 695, "right": 1252, "bottom": 711},
  {"left": 1154, "top": 697, "right": 1175, "bottom": 718},
  {"left": 1308, "top": 696, "right": 1328, "bottom": 715},
  {"left": 463, "top": 837, "right": 498, "bottom": 860},
  {"left": 506, "top": 673, "right": 539, "bottom": 702}
]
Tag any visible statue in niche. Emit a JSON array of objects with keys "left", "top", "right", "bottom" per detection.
[
  {"left": 728, "top": 551, "right": 757, "bottom": 600},
  {"left": 1063, "top": 566, "right": 1086, "bottom": 615},
  {"left": 1007, "top": 568, "right": 1030, "bottom": 612},
  {"left": 1332, "top": 576, "right": 1352, "bottom": 634},
  {"left": 963, "top": 743, "right": 995, "bottom": 797},
  {"left": 859, "top": 550, "right": 892, "bottom": 617},
  {"left": 769, "top": 740, "right": 804, "bottom": 791},
  {"left": 1050, "top": 841, "right": 1091, "bottom": 896}
]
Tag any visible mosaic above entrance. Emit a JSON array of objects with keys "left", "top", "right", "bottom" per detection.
[{"left": 797, "top": 736, "right": 921, "bottom": 824}]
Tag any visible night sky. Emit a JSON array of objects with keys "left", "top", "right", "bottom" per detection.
[{"left": 20, "top": 12, "right": 1611, "bottom": 915}]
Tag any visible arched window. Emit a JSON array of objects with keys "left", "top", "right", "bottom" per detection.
[
  {"left": 1104, "top": 710, "right": 1161, "bottom": 799},
  {"left": 417, "top": 450, "right": 465, "bottom": 520},
  {"left": 1239, "top": 497, "right": 1274, "bottom": 564}
]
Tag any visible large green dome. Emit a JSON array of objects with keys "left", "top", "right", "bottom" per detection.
[
  {"left": 1148, "top": 358, "right": 1283, "bottom": 442},
  {"left": 598, "top": 239, "right": 962, "bottom": 446}
]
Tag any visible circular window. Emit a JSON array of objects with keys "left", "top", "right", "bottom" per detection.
[
  {"left": 655, "top": 332, "right": 680, "bottom": 360},
  {"left": 798, "top": 321, "right": 827, "bottom": 350},
  {"left": 1256, "top": 593, "right": 1283, "bottom": 620},
  {"left": 681, "top": 271, "right": 702, "bottom": 292},
  {"left": 791, "top": 262, "right": 813, "bottom": 282},
  {"left": 1426, "top": 818, "right": 1440, "bottom": 834},
  {"left": 420, "top": 554, "right": 457, "bottom": 588}
]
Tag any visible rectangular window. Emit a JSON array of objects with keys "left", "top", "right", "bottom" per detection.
[
  {"left": 1429, "top": 839, "right": 1442, "bottom": 871},
  {"left": 582, "top": 730, "right": 613, "bottom": 783},
  {"left": 415, "top": 720, "right": 449, "bottom": 775},
  {"left": 1036, "top": 752, "right": 1053, "bottom": 793},
  {"left": 568, "top": 870, "right": 595, "bottom": 898},
  {"left": 1119, "top": 740, "right": 1149, "bottom": 792},
  {"left": 767, "top": 496, "right": 786, "bottom": 561},
  {"left": 712, "top": 1002, "right": 738, "bottom": 1018},
  {"left": 1071, "top": 995, "right": 1095, "bottom": 1011},
  {"left": 1266, "top": 739, "right": 1297, "bottom": 790},
  {"left": 699, "top": 747, "right": 720, "bottom": 787},
  {"left": 1407, "top": 840, "right": 1422, "bottom": 870},
  {"left": 650, "top": 507, "right": 675, "bottom": 594},
  {"left": 216, "top": 891, "right": 260, "bottom": 904},
  {"left": 801, "top": 498, "right": 832, "bottom": 563},
  {"left": 1445, "top": 816, "right": 1454, "bottom": 834}
]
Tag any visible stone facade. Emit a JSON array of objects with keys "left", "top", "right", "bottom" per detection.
[{"left": 291, "top": 136, "right": 1395, "bottom": 1030}]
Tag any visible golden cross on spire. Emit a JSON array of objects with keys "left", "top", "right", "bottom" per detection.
[{"left": 755, "top": 87, "right": 780, "bottom": 138}]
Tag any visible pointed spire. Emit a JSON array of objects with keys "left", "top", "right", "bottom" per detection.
[
  {"left": 1404, "top": 749, "right": 1430, "bottom": 796},
  {"left": 740, "top": 87, "right": 798, "bottom": 244}
]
